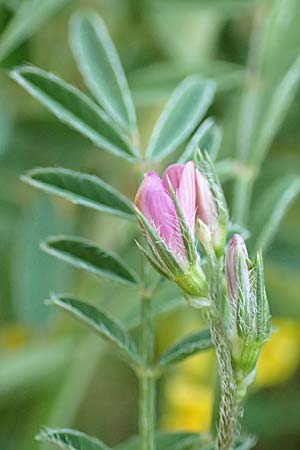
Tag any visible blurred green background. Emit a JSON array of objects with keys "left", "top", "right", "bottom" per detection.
[{"left": 0, "top": 1, "right": 300, "bottom": 449}]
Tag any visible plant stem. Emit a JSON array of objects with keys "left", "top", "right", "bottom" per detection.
[
  {"left": 204, "top": 255, "right": 240, "bottom": 450},
  {"left": 206, "top": 306, "right": 240, "bottom": 450},
  {"left": 139, "top": 295, "right": 156, "bottom": 450}
]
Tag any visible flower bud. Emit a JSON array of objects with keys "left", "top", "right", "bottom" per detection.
[
  {"left": 135, "top": 162, "right": 208, "bottom": 298},
  {"left": 225, "top": 234, "right": 250, "bottom": 315},
  {"left": 225, "top": 234, "right": 271, "bottom": 394}
]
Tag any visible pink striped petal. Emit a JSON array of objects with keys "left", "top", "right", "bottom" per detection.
[
  {"left": 162, "top": 164, "right": 184, "bottom": 193},
  {"left": 195, "top": 170, "right": 218, "bottom": 227},
  {"left": 135, "top": 171, "right": 185, "bottom": 257},
  {"left": 162, "top": 162, "right": 196, "bottom": 234},
  {"left": 177, "top": 161, "right": 196, "bottom": 234}
]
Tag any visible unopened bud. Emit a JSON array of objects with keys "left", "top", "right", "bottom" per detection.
[{"left": 225, "top": 234, "right": 271, "bottom": 394}]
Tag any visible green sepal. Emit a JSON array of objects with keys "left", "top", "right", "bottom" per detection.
[
  {"left": 232, "top": 252, "right": 271, "bottom": 390},
  {"left": 255, "top": 251, "right": 271, "bottom": 341},
  {"left": 166, "top": 176, "right": 197, "bottom": 265},
  {"left": 175, "top": 263, "right": 208, "bottom": 298},
  {"left": 135, "top": 240, "right": 171, "bottom": 280},
  {"left": 135, "top": 208, "right": 184, "bottom": 276},
  {"left": 236, "top": 250, "right": 255, "bottom": 338}
]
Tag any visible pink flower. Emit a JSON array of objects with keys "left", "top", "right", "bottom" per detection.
[
  {"left": 135, "top": 161, "right": 196, "bottom": 263},
  {"left": 135, "top": 161, "right": 210, "bottom": 297}
]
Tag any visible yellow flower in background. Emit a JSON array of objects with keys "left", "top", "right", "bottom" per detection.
[
  {"left": 161, "top": 374, "right": 213, "bottom": 432},
  {"left": 180, "top": 350, "right": 215, "bottom": 381},
  {"left": 0, "top": 324, "right": 29, "bottom": 351},
  {"left": 161, "top": 318, "right": 300, "bottom": 435},
  {"left": 255, "top": 319, "right": 300, "bottom": 388}
]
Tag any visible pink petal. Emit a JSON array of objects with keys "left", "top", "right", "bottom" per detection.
[
  {"left": 162, "top": 162, "right": 196, "bottom": 235},
  {"left": 135, "top": 171, "right": 186, "bottom": 258},
  {"left": 177, "top": 161, "right": 196, "bottom": 235},
  {"left": 162, "top": 164, "right": 184, "bottom": 193},
  {"left": 195, "top": 170, "right": 218, "bottom": 227}
]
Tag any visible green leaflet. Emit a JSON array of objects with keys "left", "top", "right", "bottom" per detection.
[
  {"left": 237, "top": 0, "right": 300, "bottom": 167},
  {"left": 215, "top": 159, "right": 240, "bottom": 183},
  {"left": 10, "top": 66, "right": 137, "bottom": 161},
  {"left": 117, "top": 433, "right": 256, "bottom": 450},
  {"left": 251, "top": 55, "right": 300, "bottom": 166},
  {"left": 158, "top": 329, "right": 213, "bottom": 368},
  {"left": 0, "top": 338, "right": 73, "bottom": 397},
  {"left": 70, "top": 13, "right": 137, "bottom": 135},
  {"left": 13, "top": 196, "right": 70, "bottom": 326},
  {"left": 22, "top": 167, "right": 134, "bottom": 219},
  {"left": 115, "top": 432, "right": 210, "bottom": 450},
  {"left": 42, "top": 236, "right": 139, "bottom": 286},
  {"left": 37, "top": 428, "right": 255, "bottom": 450},
  {"left": 0, "top": 92, "right": 12, "bottom": 158},
  {"left": 49, "top": 295, "right": 140, "bottom": 364},
  {"left": 155, "top": 0, "right": 254, "bottom": 13},
  {"left": 37, "top": 427, "right": 111, "bottom": 450},
  {"left": 146, "top": 76, "right": 215, "bottom": 160},
  {"left": 130, "top": 60, "right": 244, "bottom": 105},
  {"left": 250, "top": 176, "right": 300, "bottom": 252},
  {"left": 179, "top": 117, "right": 222, "bottom": 163},
  {"left": 0, "top": 0, "right": 69, "bottom": 61}
]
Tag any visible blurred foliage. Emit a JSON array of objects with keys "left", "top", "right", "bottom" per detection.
[{"left": 0, "top": 1, "right": 299, "bottom": 450}]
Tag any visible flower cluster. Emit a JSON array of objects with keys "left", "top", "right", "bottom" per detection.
[
  {"left": 135, "top": 153, "right": 271, "bottom": 399},
  {"left": 135, "top": 156, "right": 227, "bottom": 298}
]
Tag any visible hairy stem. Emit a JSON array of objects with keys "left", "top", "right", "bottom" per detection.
[
  {"left": 204, "top": 256, "right": 241, "bottom": 450},
  {"left": 206, "top": 306, "right": 240, "bottom": 450},
  {"left": 139, "top": 296, "right": 155, "bottom": 450}
]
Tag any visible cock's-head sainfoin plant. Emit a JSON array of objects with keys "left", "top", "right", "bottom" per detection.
[
  {"left": 12, "top": 7, "right": 300, "bottom": 450},
  {"left": 134, "top": 153, "right": 270, "bottom": 450}
]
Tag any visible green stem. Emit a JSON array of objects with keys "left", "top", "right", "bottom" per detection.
[
  {"left": 206, "top": 306, "right": 241, "bottom": 450},
  {"left": 210, "top": 366, "right": 221, "bottom": 438},
  {"left": 204, "top": 255, "right": 240, "bottom": 450},
  {"left": 139, "top": 296, "right": 156, "bottom": 450}
]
